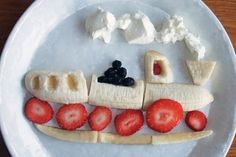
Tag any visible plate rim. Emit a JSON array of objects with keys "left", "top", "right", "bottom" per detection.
[
  {"left": 0, "top": 0, "right": 235, "bottom": 157},
  {"left": 198, "top": 1, "right": 236, "bottom": 156},
  {"left": 0, "top": 0, "right": 42, "bottom": 156}
]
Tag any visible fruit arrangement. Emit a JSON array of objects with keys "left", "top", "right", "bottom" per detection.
[{"left": 24, "top": 50, "right": 215, "bottom": 145}]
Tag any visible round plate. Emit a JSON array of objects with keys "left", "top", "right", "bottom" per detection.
[{"left": 0, "top": 0, "right": 236, "bottom": 157}]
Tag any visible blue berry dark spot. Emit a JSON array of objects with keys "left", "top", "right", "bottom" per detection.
[
  {"left": 97, "top": 76, "right": 106, "bottom": 83},
  {"left": 111, "top": 76, "right": 123, "bottom": 85},
  {"left": 112, "top": 60, "right": 122, "bottom": 69},
  {"left": 117, "top": 67, "right": 127, "bottom": 78},
  {"left": 122, "top": 77, "right": 135, "bottom": 86},
  {"left": 104, "top": 68, "right": 117, "bottom": 77}
]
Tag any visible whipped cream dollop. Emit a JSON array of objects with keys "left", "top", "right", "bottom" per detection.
[
  {"left": 116, "top": 14, "right": 132, "bottom": 30},
  {"left": 85, "top": 8, "right": 116, "bottom": 43},
  {"left": 85, "top": 9, "right": 206, "bottom": 59},
  {"left": 185, "top": 33, "right": 206, "bottom": 60},
  {"left": 156, "top": 15, "right": 188, "bottom": 44},
  {"left": 156, "top": 15, "right": 205, "bottom": 59},
  {"left": 121, "top": 11, "right": 156, "bottom": 44}
]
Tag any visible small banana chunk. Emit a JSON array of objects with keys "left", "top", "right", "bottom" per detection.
[
  {"left": 98, "top": 132, "right": 151, "bottom": 145},
  {"left": 145, "top": 50, "right": 173, "bottom": 83},
  {"left": 186, "top": 60, "right": 216, "bottom": 86},
  {"left": 152, "top": 130, "right": 213, "bottom": 145},
  {"left": 88, "top": 75, "right": 144, "bottom": 109},
  {"left": 35, "top": 124, "right": 98, "bottom": 143},
  {"left": 25, "top": 70, "right": 88, "bottom": 104},
  {"left": 143, "top": 83, "right": 214, "bottom": 111}
]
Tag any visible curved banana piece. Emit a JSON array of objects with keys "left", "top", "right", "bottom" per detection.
[
  {"left": 98, "top": 132, "right": 151, "bottom": 145},
  {"left": 35, "top": 124, "right": 98, "bottom": 143},
  {"left": 143, "top": 83, "right": 214, "bottom": 111},
  {"left": 25, "top": 70, "right": 88, "bottom": 104},
  {"left": 35, "top": 125, "right": 212, "bottom": 145},
  {"left": 88, "top": 75, "right": 144, "bottom": 109},
  {"left": 152, "top": 130, "right": 213, "bottom": 145},
  {"left": 145, "top": 50, "right": 173, "bottom": 83}
]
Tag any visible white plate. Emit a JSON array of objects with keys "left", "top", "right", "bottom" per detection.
[{"left": 0, "top": 0, "right": 236, "bottom": 157}]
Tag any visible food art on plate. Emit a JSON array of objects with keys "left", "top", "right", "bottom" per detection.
[{"left": 23, "top": 8, "right": 217, "bottom": 145}]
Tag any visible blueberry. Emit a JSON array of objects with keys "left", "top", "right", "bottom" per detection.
[
  {"left": 117, "top": 67, "right": 127, "bottom": 78},
  {"left": 122, "top": 77, "right": 135, "bottom": 86},
  {"left": 111, "top": 76, "right": 123, "bottom": 85},
  {"left": 106, "top": 77, "right": 114, "bottom": 83},
  {"left": 112, "top": 60, "right": 122, "bottom": 69},
  {"left": 97, "top": 76, "right": 106, "bottom": 83},
  {"left": 104, "top": 68, "right": 117, "bottom": 77}
]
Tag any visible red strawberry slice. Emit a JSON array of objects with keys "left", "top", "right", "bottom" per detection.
[
  {"left": 88, "top": 106, "right": 112, "bottom": 131},
  {"left": 185, "top": 110, "right": 207, "bottom": 131},
  {"left": 146, "top": 99, "right": 183, "bottom": 133},
  {"left": 114, "top": 109, "right": 144, "bottom": 136},
  {"left": 56, "top": 104, "right": 87, "bottom": 131},
  {"left": 153, "top": 62, "right": 162, "bottom": 75},
  {"left": 24, "top": 97, "right": 53, "bottom": 124}
]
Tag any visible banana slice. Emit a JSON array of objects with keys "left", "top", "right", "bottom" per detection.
[
  {"left": 25, "top": 70, "right": 88, "bottom": 104},
  {"left": 144, "top": 50, "right": 173, "bottom": 83},
  {"left": 186, "top": 60, "right": 216, "bottom": 86},
  {"left": 98, "top": 132, "right": 151, "bottom": 145},
  {"left": 88, "top": 75, "right": 144, "bottom": 109},
  {"left": 35, "top": 124, "right": 98, "bottom": 143},
  {"left": 143, "top": 83, "right": 214, "bottom": 111},
  {"left": 152, "top": 130, "right": 213, "bottom": 145}
]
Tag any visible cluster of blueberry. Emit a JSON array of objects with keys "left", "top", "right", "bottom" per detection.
[{"left": 98, "top": 60, "right": 135, "bottom": 86}]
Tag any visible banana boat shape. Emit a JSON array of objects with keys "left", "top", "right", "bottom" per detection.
[
  {"left": 143, "top": 83, "right": 214, "bottom": 111},
  {"left": 35, "top": 124, "right": 213, "bottom": 145},
  {"left": 88, "top": 75, "right": 144, "bottom": 109},
  {"left": 25, "top": 70, "right": 88, "bottom": 104}
]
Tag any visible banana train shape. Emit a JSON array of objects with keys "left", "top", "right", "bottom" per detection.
[
  {"left": 25, "top": 50, "right": 215, "bottom": 145},
  {"left": 25, "top": 71, "right": 214, "bottom": 110},
  {"left": 36, "top": 124, "right": 213, "bottom": 145}
]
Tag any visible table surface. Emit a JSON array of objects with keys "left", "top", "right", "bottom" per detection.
[{"left": 0, "top": 0, "right": 235, "bottom": 156}]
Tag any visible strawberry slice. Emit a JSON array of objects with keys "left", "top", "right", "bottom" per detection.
[
  {"left": 56, "top": 104, "right": 87, "bottom": 131},
  {"left": 114, "top": 109, "right": 144, "bottom": 136},
  {"left": 146, "top": 99, "right": 183, "bottom": 133},
  {"left": 185, "top": 110, "right": 207, "bottom": 131},
  {"left": 88, "top": 106, "right": 112, "bottom": 131},
  {"left": 153, "top": 62, "right": 162, "bottom": 75},
  {"left": 24, "top": 97, "right": 53, "bottom": 124}
]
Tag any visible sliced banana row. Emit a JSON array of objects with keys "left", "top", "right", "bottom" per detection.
[{"left": 36, "top": 124, "right": 213, "bottom": 145}]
